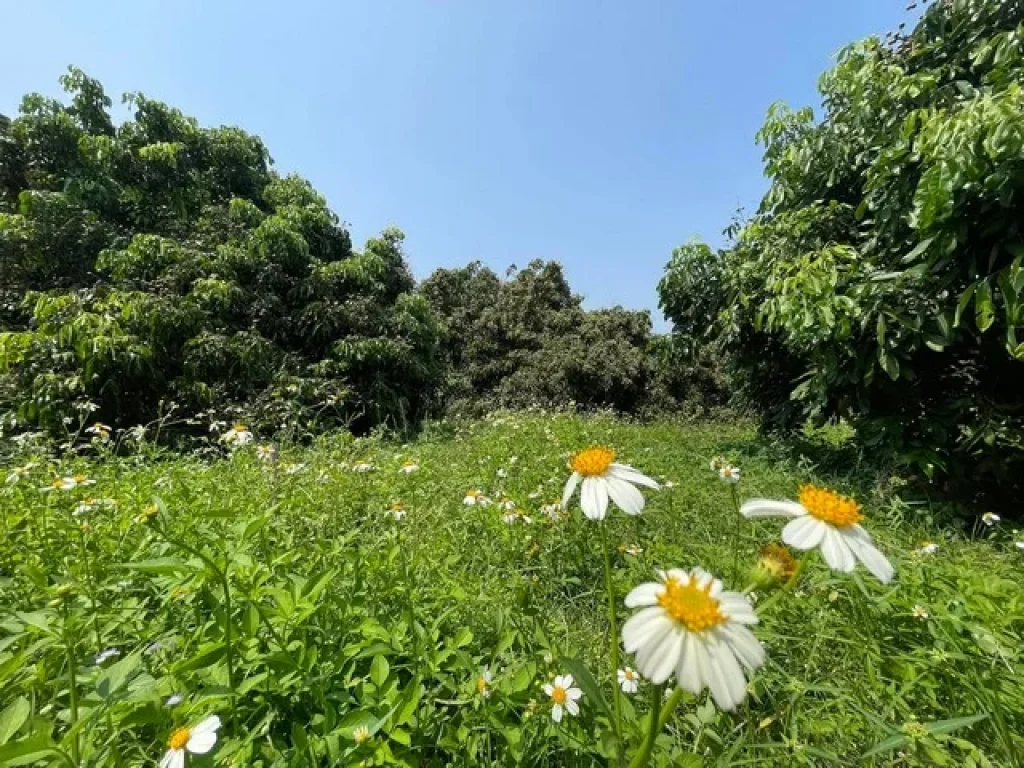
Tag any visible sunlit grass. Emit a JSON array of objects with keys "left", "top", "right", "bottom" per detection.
[{"left": 0, "top": 412, "right": 1021, "bottom": 765}]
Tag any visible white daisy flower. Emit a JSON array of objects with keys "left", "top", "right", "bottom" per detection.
[
  {"left": 73, "top": 499, "right": 96, "bottom": 516},
  {"left": 740, "top": 485, "right": 894, "bottom": 584},
  {"left": 718, "top": 465, "right": 741, "bottom": 484},
  {"left": 221, "top": 424, "right": 252, "bottom": 447},
  {"left": 352, "top": 461, "right": 374, "bottom": 473},
  {"left": 399, "top": 460, "right": 419, "bottom": 474},
  {"left": 502, "top": 509, "right": 531, "bottom": 524},
  {"left": 621, "top": 568, "right": 764, "bottom": 712},
  {"left": 160, "top": 715, "right": 221, "bottom": 768},
  {"left": 561, "top": 446, "right": 659, "bottom": 521},
  {"left": 618, "top": 544, "right": 643, "bottom": 557},
  {"left": 1015, "top": 541, "right": 1024, "bottom": 551},
  {"left": 387, "top": 502, "right": 407, "bottom": 521},
  {"left": 981, "top": 512, "right": 1000, "bottom": 527},
  {"left": 463, "top": 489, "right": 488, "bottom": 506},
  {"left": 543, "top": 674, "right": 583, "bottom": 722},
  {"left": 912, "top": 605, "right": 929, "bottom": 620},
  {"left": 496, "top": 468, "right": 508, "bottom": 478},
  {"left": 915, "top": 541, "right": 938, "bottom": 556},
  {"left": 256, "top": 445, "right": 277, "bottom": 462},
  {"left": 617, "top": 667, "right": 640, "bottom": 694},
  {"left": 86, "top": 423, "right": 112, "bottom": 442},
  {"left": 476, "top": 666, "right": 493, "bottom": 698},
  {"left": 498, "top": 498, "right": 516, "bottom": 511}
]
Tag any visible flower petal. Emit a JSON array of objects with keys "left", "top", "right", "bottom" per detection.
[
  {"left": 566, "top": 699, "right": 579, "bottom": 716},
  {"left": 677, "top": 631, "right": 706, "bottom": 695},
  {"left": 718, "top": 594, "right": 758, "bottom": 625},
  {"left": 624, "top": 582, "right": 662, "bottom": 608},
  {"left": 605, "top": 476, "right": 646, "bottom": 515},
  {"left": 187, "top": 731, "right": 217, "bottom": 755},
  {"left": 566, "top": 687, "right": 583, "bottom": 700},
  {"left": 543, "top": 684, "right": 554, "bottom": 696},
  {"left": 191, "top": 715, "right": 221, "bottom": 737},
  {"left": 705, "top": 636, "right": 748, "bottom": 712},
  {"left": 581, "top": 477, "right": 609, "bottom": 521},
  {"left": 608, "top": 464, "right": 659, "bottom": 488},
  {"left": 622, "top": 608, "right": 672, "bottom": 653},
  {"left": 718, "top": 624, "right": 765, "bottom": 672},
  {"left": 820, "top": 526, "right": 856, "bottom": 572},
  {"left": 740, "top": 499, "right": 806, "bottom": 519},
  {"left": 561, "top": 472, "right": 581, "bottom": 508},
  {"left": 841, "top": 528, "right": 895, "bottom": 584},
  {"left": 551, "top": 703, "right": 563, "bottom": 722},
  {"left": 160, "top": 751, "right": 185, "bottom": 768},
  {"left": 638, "top": 625, "right": 685, "bottom": 685},
  {"left": 782, "top": 515, "right": 827, "bottom": 550}
]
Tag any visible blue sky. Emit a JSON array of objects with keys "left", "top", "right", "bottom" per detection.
[{"left": 0, "top": 1, "right": 912, "bottom": 328}]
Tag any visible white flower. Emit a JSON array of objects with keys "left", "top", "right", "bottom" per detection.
[
  {"left": 164, "top": 693, "right": 184, "bottom": 708},
  {"left": 256, "top": 445, "right": 277, "bottom": 462},
  {"left": 5, "top": 462, "right": 37, "bottom": 485},
  {"left": 981, "top": 512, "right": 1000, "bottom": 527},
  {"left": 85, "top": 423, "right": 111, "bottom": 442},
  {"left": 541, "top": 501, "right": 564, "bottom": 520},
  {"left": 1015, "top": 541, "right": 1024, "bottom": 551},
  {"left": 664, "top": 480, "right": 676, "bottom": 489},
  {"left": 463, "top": 489, "right": 488, "bottom": 506},
  {"left": 718, "top": 465, "right": 741, "bottom": 484},
  {"left": 353, "top": 725, "right": 371, "bottom": 744},
  {"left": 912, "top": 605, "right": 929, "bottom": 620},
  {"left": 740, "top": 485, "right": 894, "bottom": 584},
  {"left": 622, "top": 568, "right": 764, "bottom": 712},
  {"left": 42, "top": 476, "right": 82, "bottom": 492},
  {"left": 618, "top": 544, "right": 643, "bottom": 557},
  {"left": 543, "top": 674, "right": 583, "bottom": 722},
  {"left": 476, "top": 666, "right": 493, "bottom": 698},
  {"left": 617, "top": 667, "right": 640, "bottom": 694},
  {"left": 221, "top": 424, "right": 252, "bottom": 447},
  {"left": 352, "top": 461, "right": 374, "bottom": 473},
  {"left": 399, "top": 460, "right": 419, "bottom": 474},
  {"left": 498, "top": 498, "right": 516, "bottom": 511},
  {"left": 496, "top": 468, "right": 508, "bottom": 478},
  {"left": 561, "top": 446, "right": 659, "bottom": 521},
  {"left": 95, "top": 648, "right": 120, "bottom": 665},
  {"left": 915, "top": 541, "right": 938, "bottom": 556},
  {"left": 282, "top": 462, "right": 305, "bottom": 475},
  {"left": 73, "top": 499, "right": 96, "bottom": 516},
  {"left": 502, "top": 509, "right": 531, "bottom": 524},
  {"left": 387, "top": 502, "right": 407, "bottom": 521},
  {"left": 159, "top": 715, "right": 221, "bottom": 768}
]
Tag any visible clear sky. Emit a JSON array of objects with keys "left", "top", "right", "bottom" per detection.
[{"left": 0, "top": 1, "right": 913, "bottom": 328}]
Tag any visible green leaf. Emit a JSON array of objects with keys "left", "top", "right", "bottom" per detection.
[
  {"left": 451, "top": 627, "right": 473, "bottom": 648},
  {"left": 876, "top": 314, "right": 887, "bottom": 347},
  {"left": 96, "top": 653, "right": 141, "bottom": 699},
  {"left": 862, "top": 714, "right": 987, "bottom": 758},
  {"left": 370, "top": 655, "right": 390, "bottom": 686},
  {"left": 117, "top": 557, "right": 199, "bottom": 575},
  {"left": 0, "top": 698, "right": 30, "bottom": 744},
  {"left": 558, "top": 656, "right": 610, "bottom": 719},
  {"left": 174, "top": 643, "right": 226, "bottom": 673},
  {"left": 975, "top": 281, "right": 994, "bottom": 332},
  {"left": 954, "top": 283, "right": 975, "bottom": 328},
  {"left": 0, "top": 733, "right": 56, "bottom": 766},
  {"left": 878, "top": 349, "right": 899, "bottom": 380}
]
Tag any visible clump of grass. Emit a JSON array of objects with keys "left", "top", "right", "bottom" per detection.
[{"left": 0, "top": 412, "right": 1020, "bottom": 765}]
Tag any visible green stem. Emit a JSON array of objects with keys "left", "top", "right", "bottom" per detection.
[
  {"left": 599, "top": 522, "right": 624, "bottom": 765},
  {"left": 729, "top": 484, "right": 742, "bottom": 583},
  {"left": 627, "top": 685, "right": 667, "bottom": 768},
  {"left": 63, "top": 612, "right": 80, "bottom": 766},
  {"left": 154, "top": 524, "right": 237, "bottom": 694},
  {"left": 78, "top": 527, "right": 103, "bottom": 648}
]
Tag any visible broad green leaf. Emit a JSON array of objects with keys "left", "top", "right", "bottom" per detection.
[
  {"left": 0, "top": 698, "right": 29, "bottom": 744},
  {"left": 878, "top": 349, "right": 899, "bottom": 380},
  {"left": 0, "top": 733, "right": 56, "bottom": 766},
  {"left": 96, "top": 653, "right": 141, "bottom": 699},
  {"left": 370, "top": 655, "right": 390, "bottom": 686},
  {"left": 954, "top": 283, "right": 975, "bottom": 327},
  {"left": 174, "top": 643, "right": 226, "bottom": 673},
  {"left": 558, "top": 656, "right": 610, "bottom": 718},
  {"left": 975, "top": 281, "right": 994, "bottom": 332},
  {"left": 117, "top": 557, "right": 199, "bottom": 575}
]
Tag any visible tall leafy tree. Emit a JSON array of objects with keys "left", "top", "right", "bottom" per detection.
[{"left": 0, "top": 69, "right": 442, "bottom": 436}]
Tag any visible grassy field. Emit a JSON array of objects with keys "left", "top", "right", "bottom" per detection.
[{"left": 0, "top": 412, "right": 1022, "bottom": 767}]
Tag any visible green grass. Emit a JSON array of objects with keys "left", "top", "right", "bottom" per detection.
[{"left": 1, "top": 412, "right": 1022, "bottom": 766}]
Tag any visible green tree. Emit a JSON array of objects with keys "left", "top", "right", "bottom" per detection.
[{"left": 0, "top": 69, "right": 442, "bottom": 437}]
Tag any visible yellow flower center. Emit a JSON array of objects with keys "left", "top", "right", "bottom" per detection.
[
  {"left": 624, "top": 669, "right": 636, "bottom": 680},
  {"left": 570, "top": 447, "right": 615, "bottom": 477},
  {"left": 52, "top": 479, "right": 64, "bottom": 488},
  {"left": 233, "top": 424, "right": 247, "bottom": 432},
  {"left": 167, "top": 727, "right": 191, "bottom": 751},
  {"left": 658, "top": 576, "right": 727, "bottom": 632},
  {"left": 74, "top": 475, "right": 87, "bottom": 483},
  {"left": 551, "top": 686, "right": 567, "bottom": 705},
  {"left": 476, "top": 676, "right": 488, "bottom": 694},
  {"left": 799, "top": 484, "right": 862, "bottom": 527}
]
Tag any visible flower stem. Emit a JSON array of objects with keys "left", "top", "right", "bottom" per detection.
[
  {"left": 729, "top": 484, "right": 742, "bottom": 583},
  {"left": 62, "top": 609, "right": 80, "bottom": 765},
  {"left": 599, "top": 522, "right": 624, "bottom": 765},
  {"left": 627, "top": 684, "right": 666, "bottom": 768}
]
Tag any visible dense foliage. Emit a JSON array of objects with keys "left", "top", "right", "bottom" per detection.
[
  {"left": 660, "top": 0, "right": 1024, "bottom": 500},
  {"left": 420, "top": 261, "right": 656, "bottom": 414},
  {"left": 0, "top": 69, "right": 442, "bottom": 438}
]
